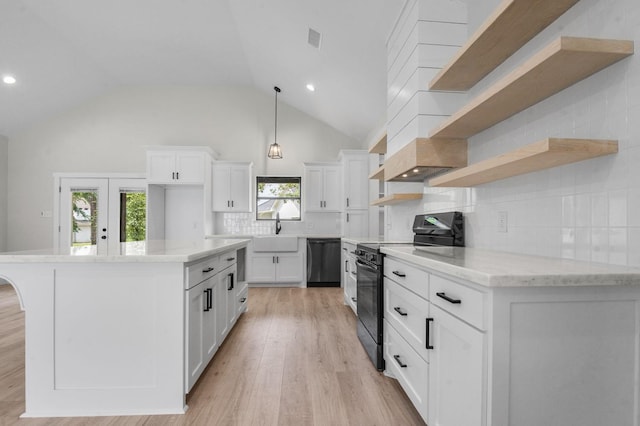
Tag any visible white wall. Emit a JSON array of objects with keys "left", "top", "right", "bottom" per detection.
[
  {"left": 7, "top": 85, "right": 359, "bottom": 251},
  {"left": 0, "top": 135, "right": 7, "bottom": 253},
  {"left": 386, "top": 0, "right": 640, "bottom": 267}
]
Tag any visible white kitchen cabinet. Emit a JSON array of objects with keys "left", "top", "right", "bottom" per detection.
[
  {"left": 344, "top": 210, "right": 369, "bottom": 238},
  {"left": 212, "top": 162, "right": 252, "bottom": 212},
  {"left": 341, "top": 241, "right": 357, "bottom": 314},
  {"left": 147, "top": 149, "right": 208, "bottom": 184},
  {"left": 428, "top": 304, "right": 484, "bottom": 426},
  {"left": 340, "top": 150, "right": 369, "bottom": 210},
  {"left": 303, "top": 163, "right": 341, "bottom": 212},
  {"left": 185, "top": 275, "right": 217, "bottom": 393},
  {"left": 185, "top": 249, "right": 242, "bottom": 393},
  {"left": 248, "top": 251, "right": 304, "bottom": 284}
]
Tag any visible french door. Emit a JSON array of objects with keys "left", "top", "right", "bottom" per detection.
[{"left": 57, "top": 177, "right": 146, "bottom": 255}]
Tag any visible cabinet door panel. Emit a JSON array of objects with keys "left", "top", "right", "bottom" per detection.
[
  {"left": 344, "top": 210, "right": 368, "bottom": 238},
  {"left": 248, "top": 254, "right": 276, "bottom": 282},
  {"left": 185, "top": 282, "right": 205, "bottom": 392},
  {"left": 176, "top": 153, "right": 205, "bottom": 184},
  {"left": 275, "top": 253, "right": 303, "bottom": 282},
  {"left": 229, "top": 167, "right": 250, "bottom": 211},
  {"left": 203, "top": 280, "right": 218, "bottom": 362},
  {"left": 216, "top": 274, "right": 230, "bottom": 341},
  {"left": 322, "top": 166, "right": 342, "bottom": 211},
  {"left": 428, "top": 305, "right": 485, "bottom": 426},
  {"left": 147, "top": 152, "right": 176, "bottom": 183},
  {"left": 212, "top": 166, "right": 231, "bottom": 211},
  {"left": 304, "top": 167, "right": 324, "bottom": 211},
  {"left": 344, "top": 157, "right": 368, "bottom": 209}
]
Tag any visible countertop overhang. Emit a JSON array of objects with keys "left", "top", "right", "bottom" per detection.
[
  {"left": 381, "top": 245, "right": 640, "bottom": 288},
  {"left": 0, "top": 239, "right": 250, "bottom": 264}
]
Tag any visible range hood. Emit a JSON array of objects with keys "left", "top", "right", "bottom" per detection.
[{"left": 384, "top": 138, "right": 468, "bottom": 182}]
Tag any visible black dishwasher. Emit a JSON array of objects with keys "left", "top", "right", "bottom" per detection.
[{"left": 306, "top": 238, "right": 341, "bottom": 287}]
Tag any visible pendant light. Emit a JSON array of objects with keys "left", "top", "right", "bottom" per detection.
[{"left": 268, "top": 86, "right": 283, "bottom": 159}]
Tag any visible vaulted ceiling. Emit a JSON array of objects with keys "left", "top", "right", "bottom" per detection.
[{"left": 0, "top": 0, "right": 406, "bottom": 141}]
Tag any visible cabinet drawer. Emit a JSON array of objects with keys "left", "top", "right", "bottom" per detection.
[
  {"left": 384, "top": 320, "right": 428, "bottom": 420},
  {"left": 219, "top": 250, "right": 237, "bottom": 269},
  {"left": 384, "top": 257, "right": 429, "bottom": 300},
  {"left": 430, "top": 274, "right": 486, "bottom": 330},
  {"left": 186, "top": 256, "right": 219, "bottom": 289},
  {"left": 237, "top": 285, "right": 248, "bottom": 315},
  {"left": 384, "top": 278, "right": 431, "bottom": 362}
]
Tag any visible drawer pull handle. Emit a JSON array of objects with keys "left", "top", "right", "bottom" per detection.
[
  {"left": 351, "top": 297, "right": 357, "bottom": 303},
  {"left": 426, "top": 318, "right": 434, "bottom": 349},
  {"left": 392, "top": 271, "right": 406, "bottom": 278},
  {"left": 393, "top": 306, "right": 408, "bottom": 316},
  {"left": 226, "top": 257, "right": 235, "bottom": 262},
  {"left": 202, "top": 267, "right": 214, "bottom": 273},
  {"left": 393, "top": 354, "right": 407, "bottom": 368},
  {"left": 436, "top": 292, "right": 461, "bottom": 304},
  {"left": 240, "top": 297, "right": 247, "bottom": 303}
]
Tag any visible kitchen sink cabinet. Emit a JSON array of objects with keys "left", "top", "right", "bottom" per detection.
[
  {"left": 147, "top": 149, "right": 209, "bottom": 184},
  {"left": 212, "top": 162, "right": 252, "bottom": 212},
  {"left": 303, "top": 163, "right": 341, "bottom": 212},
  {"left": 248, "top": 251, "right": 304, "bottom": 284}
]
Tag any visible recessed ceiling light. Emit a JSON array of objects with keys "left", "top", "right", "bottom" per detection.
[
  {"left": 2, "top": 75, "right": 16, "bottom": 85},
  {"left": 402, "top": 173, "right": 408, "bottom": 178},
  {"left": 306, "top": 84, "right": 315, "bottom": 92},
  {"left": 413, "top": 169, "right": 419, "bottom": 173}
]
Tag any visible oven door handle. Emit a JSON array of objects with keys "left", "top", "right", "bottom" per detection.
[{"left": 356, "top": 259, "right": 378, "bottom": 272}]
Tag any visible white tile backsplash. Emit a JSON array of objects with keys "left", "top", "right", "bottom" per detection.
[{"left": 384, "top": 0, "right": 639, "bottom": 267}]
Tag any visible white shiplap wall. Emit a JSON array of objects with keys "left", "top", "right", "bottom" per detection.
[{"left": 385, "top": 0, "right": 640, "bottom": 268}]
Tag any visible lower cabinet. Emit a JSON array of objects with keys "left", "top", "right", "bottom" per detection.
[
  {"left": 248, "top": 252, "right": 304, "bottom": 283},
  {"left": 342, "top": 241, "right": 357, "bottom": 314},
  {"left": 185, "top": 251, "right": 244, "bottom": 393},
  {"left": 428, "top": 305, "right": 484, "bottom": 426}
]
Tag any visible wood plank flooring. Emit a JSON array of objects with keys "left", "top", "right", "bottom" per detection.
[{"left": 0, "top": 284, "right": 425, "bottom": 426}]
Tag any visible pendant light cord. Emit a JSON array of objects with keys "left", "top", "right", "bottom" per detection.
[{"left": 274, "top": 86, "right": 280, "bottom": 144}]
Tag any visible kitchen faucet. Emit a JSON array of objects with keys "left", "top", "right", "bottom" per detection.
[{"left": 275, "top": 212, "right": 282, "bottom": 235}]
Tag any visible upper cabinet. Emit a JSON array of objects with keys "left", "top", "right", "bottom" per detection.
[
  {"left": 303, "top": 163, "right": 341, "bottom": 212},
  {"left": 147, "top": 149, "right": 211, "bottom": 185},
  {"left": 212, "top": 162, "right": 253, "bottom": 212},
  {"left": 340, "top": 150, "right": 369, "bottom": 210}
]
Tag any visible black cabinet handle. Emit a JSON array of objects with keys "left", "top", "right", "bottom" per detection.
[
  {"left": 172, "top": 172, "right": 175, "bottom": 180},
  {"left": 351, "top": 297, "right": 357, "bottom": 302},
  {"left": 346, "top": 197, "right": 350, "bottom": 207},
  {"left": 240, "top": 297, "right": 246, "bottom": 303},
  {"left": 101, "top": 235, "right": 107, "bottom": 240},
  {"left": 231, "top": 200, "right": 234, "bottom": 207},
  {"left": 436, "top": 292, "right": 461, "bottom": 304},
  {"left": 346, "top": 213, "right": 350, "bottom": 222},
  {"left": 426, "top": 318, "right": 434, "bottom": 349},
  {"left": 203, "top": 289, "right": 211, "bottom": 312},
  {"left": 202, "top": 267, "right": 214, "bottom": 273},
  {"left": 392, "top": 271, "right": 406, "bottom": 278},
  {"left": 345, "top": 260, "right": 348, "bottom": 273},
  {"left": 228, "top": 273, "right": 234, "bottom": 291},
  {"left": 393, "top": 354, "right": 407, "bottom": 368},
  {"left": 226, "top": 257, "right": 235, "bottom": 262},
  {"left": 393, "top": 307, "right": 408, "bottom": 316},
  {"left": 176, "top": 172, "right": 179, "bottom": 180}
]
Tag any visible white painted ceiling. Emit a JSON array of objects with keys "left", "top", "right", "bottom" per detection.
[{"left": 0, "top": 0, "right": 406, "bottom": 141}]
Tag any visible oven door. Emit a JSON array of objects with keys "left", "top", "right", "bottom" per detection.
[{"left": 356, "top": 258, "right": 381, "bottom": 343}]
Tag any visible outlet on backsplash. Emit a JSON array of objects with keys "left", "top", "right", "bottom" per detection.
[{"left": 498, "top": 211, "right": 508, "bottom": 233}]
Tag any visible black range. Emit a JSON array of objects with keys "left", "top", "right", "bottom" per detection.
[{"left": 355, "top": 211, "right": 465, "bottom": 371}]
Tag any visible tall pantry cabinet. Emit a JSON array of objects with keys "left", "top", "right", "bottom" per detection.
[{"left": 340, "top": 150, "right": 369, "bottom": 238}]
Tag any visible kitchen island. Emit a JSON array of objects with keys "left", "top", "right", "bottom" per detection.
[
  {"left": 0, "top": 238, "right": 249, "bottom": 418},
  {"left": 380, "top": 245, "right": 640, "bottom": 426}
]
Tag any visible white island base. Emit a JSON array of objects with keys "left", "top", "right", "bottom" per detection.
[{"left": 0, "top": 239, "right": 249, "bottom": 418}]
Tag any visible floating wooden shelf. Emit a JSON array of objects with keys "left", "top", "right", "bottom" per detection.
[
  {"left": 369, "top": 165, "right": 385, "bottom": 180},
  {"left": 429, "top": 138, "right": 618, "bottom": 187},
  {"left": 384, "top": 138, "right": 468, "bottom": 182},
  {"left": 429, "top": 37, "right": 634, "bottom": 140},
  {"left": 369, "top": 133, "right": 387, "bottom": 154},
  {"left": 429, "top": 0, "right": 580, "bottom": 91},
  {"left": 370, "top": 193, "right": 423, "bottom": 206}
]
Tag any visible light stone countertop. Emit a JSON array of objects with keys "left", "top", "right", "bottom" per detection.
[
  {"left": 381, "top": 245, "right": 640, "bottom": 288},
  {"left": 0, "top": 239, "right": 250, "bottom": 264}
]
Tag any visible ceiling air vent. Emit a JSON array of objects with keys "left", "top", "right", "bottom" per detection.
[{"left": 308, "top": 28, "right": 322, "bottom": 49}]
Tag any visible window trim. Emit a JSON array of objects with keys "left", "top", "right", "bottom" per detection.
[{"left": 255, "top": 176, "right": 302, "bottom": 221}]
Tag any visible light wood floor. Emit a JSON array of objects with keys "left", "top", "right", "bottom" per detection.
[{"left": 0, "top": 284, "right": 425, "bottom": 426}]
